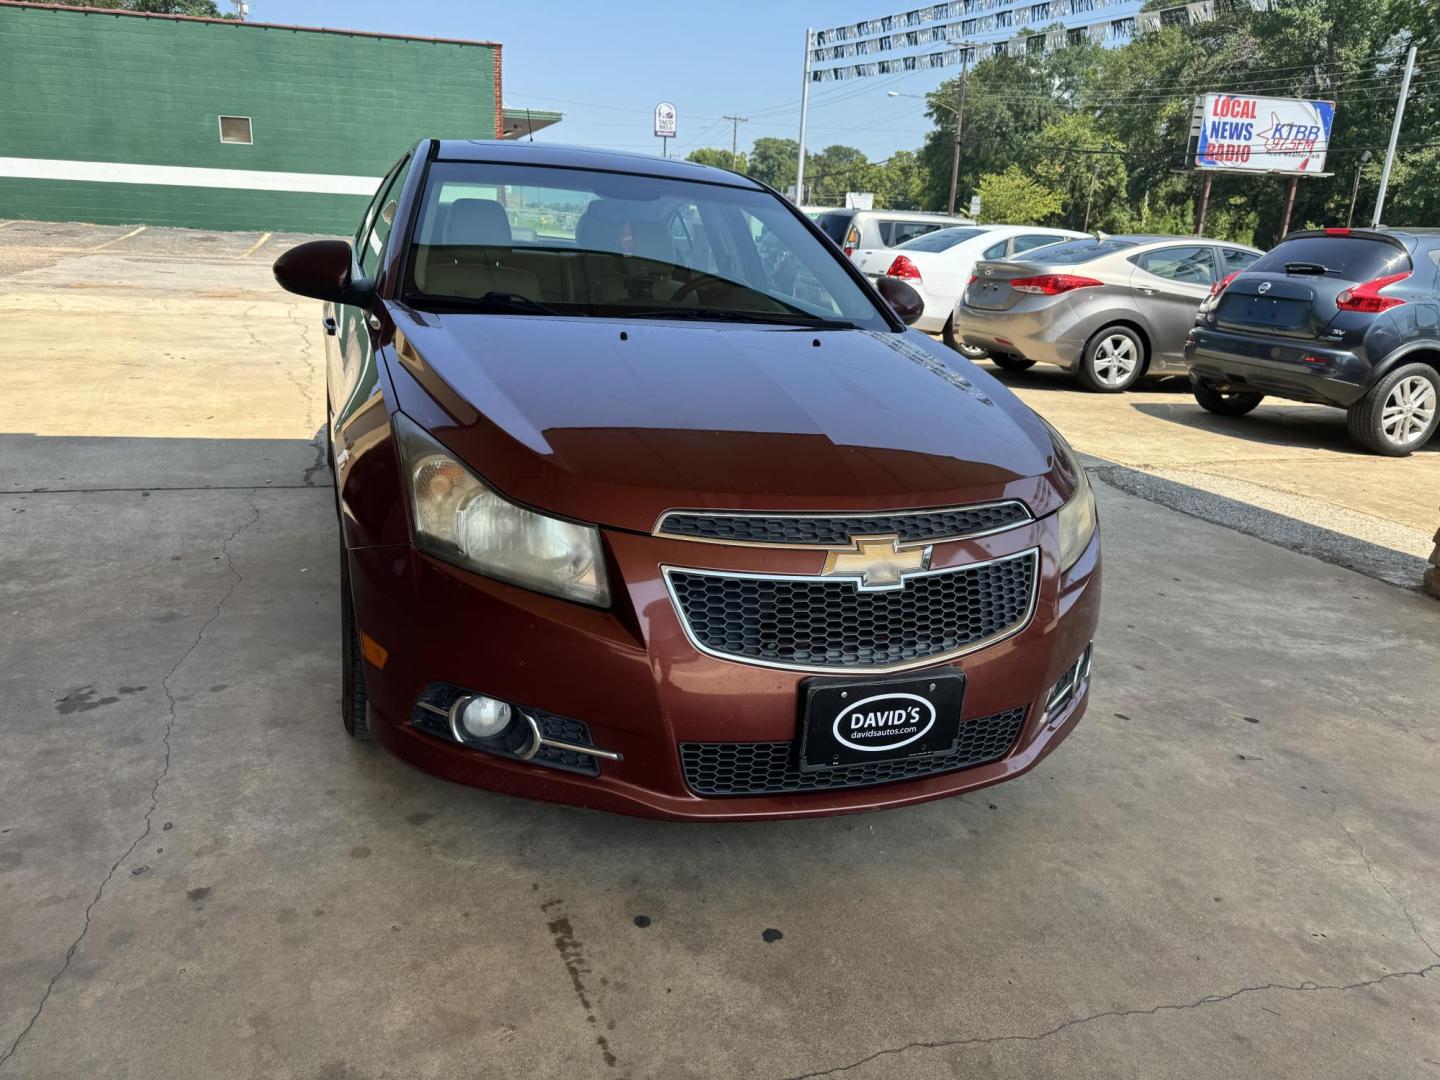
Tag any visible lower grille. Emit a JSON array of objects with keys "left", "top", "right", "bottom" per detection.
[
  {"left": 679, "top": 706, "right": 1027, "bottom": 796},
  {"left": 666, "top": 550, "right": 1037, "bottom": 671},
  {"left": 410, "top": 683, "right": 600, "bottom": 776}
]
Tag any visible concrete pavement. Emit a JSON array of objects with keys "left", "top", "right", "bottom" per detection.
[{"left": 2, "top": 225, "right": 1438, "bottom": 1079}]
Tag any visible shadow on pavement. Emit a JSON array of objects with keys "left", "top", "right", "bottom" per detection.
[{"left": 1128, "top": 401, "right": 1440, "bottom": 457}]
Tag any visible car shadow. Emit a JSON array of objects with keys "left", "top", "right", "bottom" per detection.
[
  {"left": 1129, "top": 401, "right": 1440, "bottom": 457},
  {"left": 977, "top": 361, "right": 1193, "bottom": 395}
]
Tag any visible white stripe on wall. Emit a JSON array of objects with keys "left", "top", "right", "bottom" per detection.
[{"left": 0, "top": 157, "right": 382, "bottom": 196}]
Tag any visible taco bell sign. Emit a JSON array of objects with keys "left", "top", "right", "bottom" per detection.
[
  {"left": 1194, "top": 93, "right": 1335, "bottom": 175},
  {"left": 654, "top": 102, "right": 678, "bottom": 139}
]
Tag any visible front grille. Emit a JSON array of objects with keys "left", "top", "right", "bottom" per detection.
[
  {"left": 680, "top": 706, "right": 1027, "bottom": 796},
  {"left": 410, "top": 684, "right": 599, "bottom": 776},
  {"left": 657, "top": 503, "right": 1030, "bottom": 547},
  {"left": 666, "top": 550, "right": 1036, "bottom": 671}
]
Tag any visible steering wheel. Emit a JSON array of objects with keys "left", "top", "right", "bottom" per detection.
[{"left": 668, "top": 273, "right": 734, "bottom": 306}]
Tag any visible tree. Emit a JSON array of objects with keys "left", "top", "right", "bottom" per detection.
[
  {"left": 747, "top": 137, "right": 800, "bottom": 193},
  {"left": 48, "top": 0, "right": 236, "bottom": 14},
  {"left": 687, "top": 147, "right": 746, "bottom": 173},
  {"left": 806, "top": 145, "right": 871, "bottom": 204},
  {"left": 977, "top": 165, "right": 1064, "bottom": 224}
]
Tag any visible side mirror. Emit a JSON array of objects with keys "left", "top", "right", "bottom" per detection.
[
  {"left": 273, "top": 240, "right": 375, "bottom": 306},
  {"left": 876, "top": 276, "right": 924, "bottom": 325}
]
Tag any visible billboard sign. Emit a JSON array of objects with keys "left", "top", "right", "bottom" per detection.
[
  {"left": 653, "top": 102, "right": 678, "bottom": 139},
  {"left": 1194, "top": 93, "right": 1335, "bottom": 174}
]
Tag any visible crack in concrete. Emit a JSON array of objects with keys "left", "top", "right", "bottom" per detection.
[
  {"left": 4, "top": 484, "right": 315, "bottom": 495},
  {"left": 1332, "top": 807, "right": 1440, "bottom": 962},
  {"left": 0, "top": 496, "right": 262, "bottom": 1071},
  {"left": 773, "top": 963, "right": 1440, "bottom": 1080},
  {"left": 282, "top": 303, "right": 329, "bottom": 489}
]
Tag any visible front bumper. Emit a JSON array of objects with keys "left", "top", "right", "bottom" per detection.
[
  {"left": 1185, "top": 327, "right": 1372, "bottom": 407},
  {"left": 346, "top": 518, "right": 1102, "bottom": 821}
]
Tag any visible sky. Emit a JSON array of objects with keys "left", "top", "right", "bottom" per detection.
[{"left": 247, "top": 1, "right": 954, "bottom": 163}]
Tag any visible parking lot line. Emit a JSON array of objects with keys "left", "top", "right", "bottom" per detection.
[
  {"left": 238, "top": 231, "right": 273, "bottom": 259},
  {"left": 88, "top": 225, "right": 146, "bottom": 251}
]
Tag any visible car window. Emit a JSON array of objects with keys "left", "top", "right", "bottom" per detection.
[
  {"left": 983, "top": 238, "right": 1009, "bottom": 259},
  {"left": 1012, "top": 233, "right": 1067, "bottom": 255},
  {"left": 1136, "top": 245, "right": 1216, "bottom": 285},
  {"left": 897, "top": 227, "right": 986, "bottom": 252},
  {"left": 1250, "top": 236, "right": 1411, "bottom": 282},
  {"left": 358, "top": 154, "right": 412, "bottom": 276},
  {"left": 883, "top": 220, "right": 944, "bottom": 246},
  {"left": 1221, "top": 248, "right": 1260, "bottom": 274},
  {"left": 1020, "top": 237, "right": 1135, "bottom": 265},
  {"left": 355, "top": 157, "right": 406, "bottom": 265},
  {"left": 814, "top": 211, "right": 856, "bottom": 245},
  {"left": 404, "top": 160, "right": 892, "bottom": 329}
]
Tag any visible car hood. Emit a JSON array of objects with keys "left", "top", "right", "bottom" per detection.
[{"left": 385, "top": 309, "right": 1064, "bottom": 534}]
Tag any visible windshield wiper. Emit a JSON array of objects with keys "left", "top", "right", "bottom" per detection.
[
  {"left": 626, "top": 307, "right": 858, "bottom": 329},
  {"left": 1284, "top": 261, "right": 1336, "bottom": 276},
  {"left": 410, "top": 292, "right": 563, "bottom": 316}
]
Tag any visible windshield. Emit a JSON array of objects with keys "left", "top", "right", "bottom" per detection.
[
  {"left": 898, "top": 227, "right": 987, "bottom": 253},
  {"left": 1020, "top": 238, "right": 1136, "bottom": 265},
  {"left": 403, "top": 162, "right": 888, "bottom": 329}
]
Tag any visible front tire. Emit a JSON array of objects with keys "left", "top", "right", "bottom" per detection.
[
  {"left": 1347, "top": 362, "right": 1439, "bottom": 456},
  {"left": 990, "top": 353, "right": 1036, "bottom": 373},
  {"left": 339, "top": 547, "right": 371, "bottom": 740},
  {"left": 1078, "top": 326, "right": 1145, "bottom": 392},
  {"left": 1192, "top": 378, "right": 1265, "bottom": 416}
]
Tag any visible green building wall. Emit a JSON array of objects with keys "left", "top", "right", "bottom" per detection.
[{"left": 0, "top": 1, "right": 502, "bottom": 233}]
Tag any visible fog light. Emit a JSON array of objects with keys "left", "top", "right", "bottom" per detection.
[{"left": 449, "top": 695, "right": 513, "bottom": 743}]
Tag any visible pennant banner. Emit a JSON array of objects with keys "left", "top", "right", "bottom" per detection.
[{"left": 810, "top": 0, "right": 1275, "bottom": 80}]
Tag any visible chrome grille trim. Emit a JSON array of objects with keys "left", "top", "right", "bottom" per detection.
[
  {"left": 662, "top": 548, "right": 1040, "bottom": 674},
  {"left": 653, "top": 501, "right": 1033, "bottom": 549}
]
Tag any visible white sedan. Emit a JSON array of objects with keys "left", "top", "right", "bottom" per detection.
[{"left": 851, "top": 224, "right": 1086, "bottom": 340}]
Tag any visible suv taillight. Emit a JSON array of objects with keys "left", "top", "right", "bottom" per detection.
[
  {"left": 843, "top": 227, "right": 860, "bottom": 257},
  {"left": 1010, "top": 274, "right": 1103, "bottom": 295},
  {"left": 886, "top": 255, "right": 922, "bottom": 281},
  {"left": 1336, "top": 271, "right": 1410, "bottom": 313},
  {"left": 1210, "top": 270, "right": 1239, "bottom": 297}
]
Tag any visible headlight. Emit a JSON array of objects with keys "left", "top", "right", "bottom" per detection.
[
  {"left": 393, "top": 413, "right": 610, "bottom": 607},
  {"left": 1045, "top": 423, "right": 1098, "bottom": 572}
]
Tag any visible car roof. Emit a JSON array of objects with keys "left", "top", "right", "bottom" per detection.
[{"left": 432, "top": 139, "right": 765, "bottom": 190}]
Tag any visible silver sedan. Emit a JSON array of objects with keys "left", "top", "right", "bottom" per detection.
[{"left": 954, "top": 235, "right": 1263, "bottom": 392}]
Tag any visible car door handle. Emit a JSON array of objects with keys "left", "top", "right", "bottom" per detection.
[
  {"left": 1137, "top": 287, "right": 1157, "bottom": 295},
  {"left": 322, "top": 317, "right": 338, "bottom": 336}
]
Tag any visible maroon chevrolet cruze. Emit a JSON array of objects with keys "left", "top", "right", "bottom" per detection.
[{"left": 272, "top": 140, "right": 1100, "bottom": 821}]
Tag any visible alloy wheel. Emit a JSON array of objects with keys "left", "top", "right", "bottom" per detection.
[
  {"left": 1093, "top": 334, "right": 1139, "bottom": 387},
  {"left": 1382, "top": 374, "right": 1436, "bottom": 446}
]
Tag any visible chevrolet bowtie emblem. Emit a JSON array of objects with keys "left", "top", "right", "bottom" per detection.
[{"left": 821, "top": 535, "right": 932, "bottom": 591}]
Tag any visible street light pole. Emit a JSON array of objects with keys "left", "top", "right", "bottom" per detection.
[
  {"left": 795, "top": 28, "right": 813, "bottom": 204},
  {"left": 1373, "top": 43, "right": 1416, "bottom": 227}
]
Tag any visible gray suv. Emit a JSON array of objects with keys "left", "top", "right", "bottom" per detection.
[{"left": 954, "top": 235, "right": 1263, "bottom": 391}]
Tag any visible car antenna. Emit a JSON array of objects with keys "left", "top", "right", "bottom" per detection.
[{"left": 525, "top": 108, "right": 535, "bottom": 142}]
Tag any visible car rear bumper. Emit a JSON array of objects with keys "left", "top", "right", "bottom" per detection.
[
  {"left": 1184, "top": 327, "right": 1371, "bottom": 407},
  {"left": 953, "top": 302, "right": 1087, "bottom": 369},
  {"left": 345, "top": 520, "right": 1102, "bottom": 822}
]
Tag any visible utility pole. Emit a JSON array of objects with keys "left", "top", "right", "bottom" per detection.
[
  {"left": 795, "top": 28, "right": 813, "bottom": 203},
  {"left": 947, "top": 44, "right": 971, "bottom": 216},
  {"left": 1347, "top": 150, "right": 1373, "bottom": 228},
  {"left": 1373, "top": 43, "right": 1417, "bottom": 227},
  {"left": 723, "top": 114, "right": 749, "bottom": 171}
]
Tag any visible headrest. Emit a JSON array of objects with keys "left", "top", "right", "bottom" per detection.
[
  {"left": 575, "top": 199, "right": 628, "bottom": 252},
  {"left": 443, "top": 198, "right": 513, "bottom": 249},
  {"left": 627, "top": 220, "right": 675, "bottom": 265}
]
